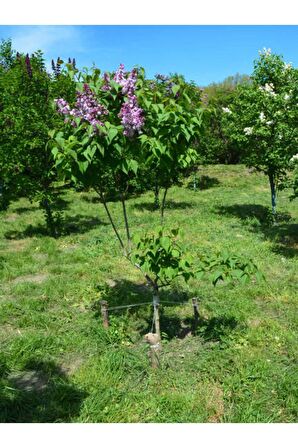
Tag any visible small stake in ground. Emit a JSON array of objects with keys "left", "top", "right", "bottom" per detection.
[{"left": 100, "top": 300, "right": 109, "bottom": 329}]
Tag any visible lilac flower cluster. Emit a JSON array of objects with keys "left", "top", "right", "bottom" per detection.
[
  {"left": 165, "top": 81, "right": 175, "bottom": 95},
  {"left": 155, "top": 73, "right": 169, "bottom": 82},
  {"left": 113, "top": 64, "right": 144, "bottom": 137},
  {"left": 102, "top": 72, "right": 111, "bottom": 91},
  {"left": 55, "top": 83, "right": 108, "bottom": 131},
  {"left": 119, "top": 95, "right": 144, "bottom": 137},
  {"left": 114, "top": 63, "right": 126, "bottom": 86},
  {"left": 55, "top": 98, "right": 71, "bottom": 115},
  {"left": 155, "top": 73, "right": 178, "bottom": 97},
  {"left": 51, "top": 58, "right": 61, "bottom": 78},
  {"left": 68, "top": 57, "right": 76, "bottom": 69},
  {"left": 25, "top": 54, "right": 32, "bottom": 78}
]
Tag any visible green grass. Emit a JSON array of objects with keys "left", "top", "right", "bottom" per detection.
[{"left": 0, "top": 164, "right": 297, "bottom": 422}]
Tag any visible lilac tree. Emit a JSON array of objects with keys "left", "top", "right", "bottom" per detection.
[
  {"left": 52, "top": 63, "right": 145, "bottom": 254},
  {"left": 222, "top": 49, "right": 298, "bottom": 217}
]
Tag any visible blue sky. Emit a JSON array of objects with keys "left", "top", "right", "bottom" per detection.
[{"left": 1, "top": 25, "right": 298, "bottom": 86}]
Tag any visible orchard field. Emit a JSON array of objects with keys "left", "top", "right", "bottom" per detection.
[{"left": 0, "top": 164, "right": 297, "bottom": 423}]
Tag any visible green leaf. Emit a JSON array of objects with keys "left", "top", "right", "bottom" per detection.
[
  {"left": 78, "top": 160, "right": 89, "bottom": 174},
  {"left": 172, "top": 84, "right": 180, "bottom": 96},
  {"left": 212, "top": 270, "right": 223, "bottom": 286},
  {"left": 130, "top": 159, "right": 139, "bottom": 174},
  {"left": 107, "top": 127, "right": 118, "bottom": 144},
  {"left": 51, "top": 147, "right": 59, "bottom": 158},
  {"left": 160, "top": 236, "right": 171, "bottom": 252},
  {"left": 171, "top": 228, "right": 179, "bottom": 237}
]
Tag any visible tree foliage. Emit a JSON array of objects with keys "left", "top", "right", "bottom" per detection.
[
  {"left": 222, "top": 49, "right": 298, "bottom": 214},
  {"left": 0, "top": 39, "right": 76, "bottom": 234}
]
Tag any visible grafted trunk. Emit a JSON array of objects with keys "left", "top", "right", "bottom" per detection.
[
  {"left": 40, "top": 197, "right": 57, "bottom": 238},
  {"left": 268, "top": 173, "right": 277, "bottom": 218}
]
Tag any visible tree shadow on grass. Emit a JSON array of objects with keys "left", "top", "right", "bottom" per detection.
[
  {"left": 93, "top": 278, "right": 190, "bottom": 310},
  {"left": 0, "top": 359, "right": 86, "bottom": 423},
  {"left": 153, "top": 314, "right": 240, "bottom": 342},
  {"left": 91, "top": 278, "right": 241, "bottom": 343},
  {"left": 217, "top": 204, "right": 297, "bottom": 258},
  {"left": 12, "top": 195, "right": 70, "bottom": 216},
  {"left": 133, "top": 200, "right": 194, "bottom": 212},
  {"left": 186, "top": 175, "right": 221, "bottom": 191},
  {"left": 4, "top": 215, "right": 108, "bottom": 240}
]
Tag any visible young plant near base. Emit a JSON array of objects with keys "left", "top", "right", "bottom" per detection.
[{"left": 132, "top": 227, "right": 263, "bottom": 340}]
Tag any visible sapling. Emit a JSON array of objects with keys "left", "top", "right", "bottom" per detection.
[
  {"left": 131, "top": 227, "right": 263, "bottom": 342},
  {"left": 131, "top": 227, "right": 194, "bottom": 340}
]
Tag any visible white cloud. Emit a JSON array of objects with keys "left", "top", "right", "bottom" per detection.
[{"left": 11, "top": 25, "right": 83, "bottom": 56}]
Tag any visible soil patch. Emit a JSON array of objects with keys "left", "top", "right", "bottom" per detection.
[
  {"left": 8, "top": 370, "right": 48, "bottom": 392},
  {"left": 5, "top": 239, "right": 29, "bottom": 252},
  {"left": 206, "top": 383, "right": 225, "bottom": 423},
  {"left": 11, "top": 273, "right": 49, "bottom": 285}
]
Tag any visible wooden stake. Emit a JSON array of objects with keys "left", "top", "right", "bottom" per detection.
[{"left": 100, "top": 300, "right": 109, "bottom": 329}]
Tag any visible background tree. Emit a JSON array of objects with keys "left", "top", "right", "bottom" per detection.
[
  {"left": 222, "top": 49, "right": 298, "bottom": 216},
  {"left": 200, "top": 73, "right": 251, "bottom": 164},
  {"left": 137, "top": 72, "right": 203, "bottom": 218},
  {"left": 0, "top": 39, "right": 75, "bottom": 234}
]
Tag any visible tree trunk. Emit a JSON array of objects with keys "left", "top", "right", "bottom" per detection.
[
  {"left": 121, "top": 193, "right": 131, "bottom": 254},
  {"left": 154, "top": 180, "right": 160, "bottom": 210},
  {"left": 268, "top": 173, "right": 277, "bottom": 218},
  {"left": 160, "top": 187, "right": 168, "bottom": 224},
  {"left": 40, "top": 197, "right": 57, "bottom": 238}
]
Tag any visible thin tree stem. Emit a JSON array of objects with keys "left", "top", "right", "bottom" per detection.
[
  {"left": 268, "top": 173, "right": 277, "bottom": 219},
  {"left": 154, "top": 180, "right": 160, "bottom": 209},
  {"left": 95, "top": 186, "right": 126, "bottom": 253},
  {"left": 161, "top": 187, "right": 168, "bottom": 224},
  {"left": 121, "top": 192, "right": 131, "bottom": 254}
]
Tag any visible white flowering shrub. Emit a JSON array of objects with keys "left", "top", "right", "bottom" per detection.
[{"left": 222, "top": 49, "right": 298, "bottom": 214}]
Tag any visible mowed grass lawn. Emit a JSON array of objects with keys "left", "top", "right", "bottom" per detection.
[{"left": 0, "top": 164, "right": 297, "bottom": 423}]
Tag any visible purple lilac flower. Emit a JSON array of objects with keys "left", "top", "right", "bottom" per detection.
[
  {"left": 51, "top": 58, "right": 61, "bottom": 78},
  {"left": 155, "top": 73, "right": 169, "bottom": 82},
  {"left": 25, "top": 54, "right": 32, "bottom": 78},
  {"left": 102, "top": 72, "right": 111, "bottom": 91},
  {"left": 118, "top": 94, "right": 144, "bottom": 137},
  {"left": 121, "top": 69, "right": 137, "bottom": 95},
  {"left": 113, "top": 64, "right": 145, "bottom": 137},
  {"left": 55, "top": 98, "right": 71, "bottom": 115},
  {"left": 55, "top": 83, "right": 108, "bottom": 132},
  {"left": 165, "top": 81, "right": 174, "bottom": 95},
  {"left": 114, "top": 63, "right": 126, "bottom": 85}
]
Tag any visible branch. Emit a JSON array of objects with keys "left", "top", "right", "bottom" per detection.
[
  {"left": 94, "top": 186, "right": 126, "bottom": 254},
  {"left": 121, "top": 191, "right": 131, "bottom": 254}
]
